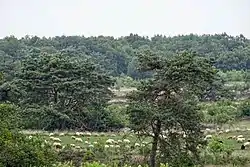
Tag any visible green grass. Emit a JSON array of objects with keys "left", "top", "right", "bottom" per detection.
[
  {"left": 24, "top": 131, "right": 148, "bottom": 149},
  {"left": 23, "top": 120, "right": 250, "bottom": 166},
  {"left": 45, "top": 135, "right": 136, "bottom": 147},
  {"left": 23, "top": 120, "right": 250, "bottom": 150}
]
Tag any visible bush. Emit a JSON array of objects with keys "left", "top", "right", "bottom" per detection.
[
  {"left": 0, "top": 128, "right": 57, "bottom": 167},
  {"left": 0, "top": 103, "right": 20, "bottom": 129},
  {"left": 20, "top": 104, "right": 126, "bottom": 131},
  {"left": 239, "top": 100, "right": 250, "bottom": 117},
  {"left": 105, "top": 104, "right": 128, "bottom": 128},
  {"left": 58, "top": 148, "right": 95, "bottom": 167},
  {"left": 83, "top": 107, "right": 125, "bottom": 131},
  {"left": 0, "top": 103, "right": 57, "bottom": 166},
  {"left": 20, "top": 105, "right": 75, "bottom": 131},
  {"left": 207, "top": 138, "right": 233, "bottom": 155},
  {"left": 202, "top": 101, "right": 239, "bottom": 127},
  {"left": 203, "top": 137, "right": 234, "bottom": 165}
]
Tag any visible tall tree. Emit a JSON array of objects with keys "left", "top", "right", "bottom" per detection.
[
  {"left": 127, "top": 51, "right": 217, "bottom": 167},
  {"left": 14, "top": 50, "right": 114, "bottom": 130}
]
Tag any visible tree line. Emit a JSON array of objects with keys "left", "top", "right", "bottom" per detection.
[{"left": 0, "top": 33, "right": 250, "bottom": 80}]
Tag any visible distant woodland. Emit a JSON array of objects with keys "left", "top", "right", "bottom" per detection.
[{"left": 1, "top": 33, "right": 249, "bottom": 80}]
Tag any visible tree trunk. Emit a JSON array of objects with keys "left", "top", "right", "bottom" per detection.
[{"left": 150, "top": 120, "right": 161, "bottom": 167}]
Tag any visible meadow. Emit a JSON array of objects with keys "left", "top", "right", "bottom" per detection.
[{"left": 19, "top": 119, "right": 250, "bottom": 167}]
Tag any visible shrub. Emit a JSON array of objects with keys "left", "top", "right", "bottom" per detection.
[
  {"left": 203, "top": 101, "right": 238, "bottom": 127},
  {"left": 0, "top": 103, "right": 20, "bottom": 129},
  {"left": 58, "top": 148, "right": 94, "bottom": 167},
  {"left": 84, "top": 107, "right": 125, "bottom": 131},
  {"left": 203, "top": 137, "right": 234, "bottom": 165},
  {"left": 105, "top": 104, "right": 128, "bottom": 128},
  {"left": 0, "top": 128, "right": 57, "bottom": 167},
  {"left": 208, "top": 137, "right": 233, "bottom": 155},
  {"left": 239, "top": 100, "right": 250, "bottom": 117}
]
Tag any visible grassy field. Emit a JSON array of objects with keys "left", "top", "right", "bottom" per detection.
[
  {"left": 23, "top": 120, "right": 250, "bottom": 150},
  {"left": 23, "top": 130, "right": 147, "bottom": 149},
  {"left": 22, "top": 120, "right": 250, "bottom": 166}
]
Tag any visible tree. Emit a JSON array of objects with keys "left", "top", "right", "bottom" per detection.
[
  {"left": 14, "top": 51, "right": 114, "bottom": 130},
  {"left": 127, "top": 51, "right": 217, "bottom": 167}
]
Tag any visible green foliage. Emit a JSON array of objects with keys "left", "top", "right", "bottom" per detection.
[
  {"left": 219, "top": 70, "right": 246, "bottom": 82},
  {"left": 83, "top": 106, "right": 125, "bottom": 131},
  {"left": 0, "top": 104, "right": 57, "bottom": 167},
  {"left": 201, "top": 137, "right": 250, "bottom": 166},
  {"left": 83, "top": 162, "right": 107, "bottom": 167},
  {"left": 162, "top": 151, "right": 198, "bottom": 167},
  {"left": 0, "top": 103, "right": 20, "bottom": 129},
  {"left": 13, "top": 52, "right": 114, "bottom": 130},
  {"left": 1, "top": 33, "right": 250, "bottom": 80},
  {"left": 104, "top": 104, "right": 128, "bottom": 128},
  {"left": 203, "top": 101, "right": 239, "bottom": 127},
  {"left": 127, "top": 57, "right": 152, "bottom": 79},
  {"left": 217, "top": 70, "right": 250, "bottom": 100},
  {"left": 0, "top": 33, "right": 249, "bottom": 132},
  {"left": 1, "top": 34, "right": 250, "bottom": 166},
  {"left": 128, "top": 51, "right": 217, "bottom": 167},
  {"left": 114, "top": 76, "right": 140, "bottom": 88},
  {"left": 239, "top": 100, "right": 250, "bottom": 117},
  {"left": 0, "top": 129, "right": 57, "bottom": 167},
  {"left": 20, "top": 105, "right": 74, "bottom": 130},
  {"left": 207, "top": 137, "right": 233, "bottom": 155}
]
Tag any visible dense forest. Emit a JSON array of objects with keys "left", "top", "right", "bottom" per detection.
[{"left": 1, "top": 33, "right": 250, "bottom": 80}]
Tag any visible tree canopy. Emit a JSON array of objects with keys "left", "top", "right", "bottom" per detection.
[
  {"left": 0, "top": 33, "right": 249, "bottom": 81},
  {"left": 127, "top": 51, "right": 217, "bottom": 167},
  {"left": 11, "top": 50, "right": 114, "bottom": 130}
]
